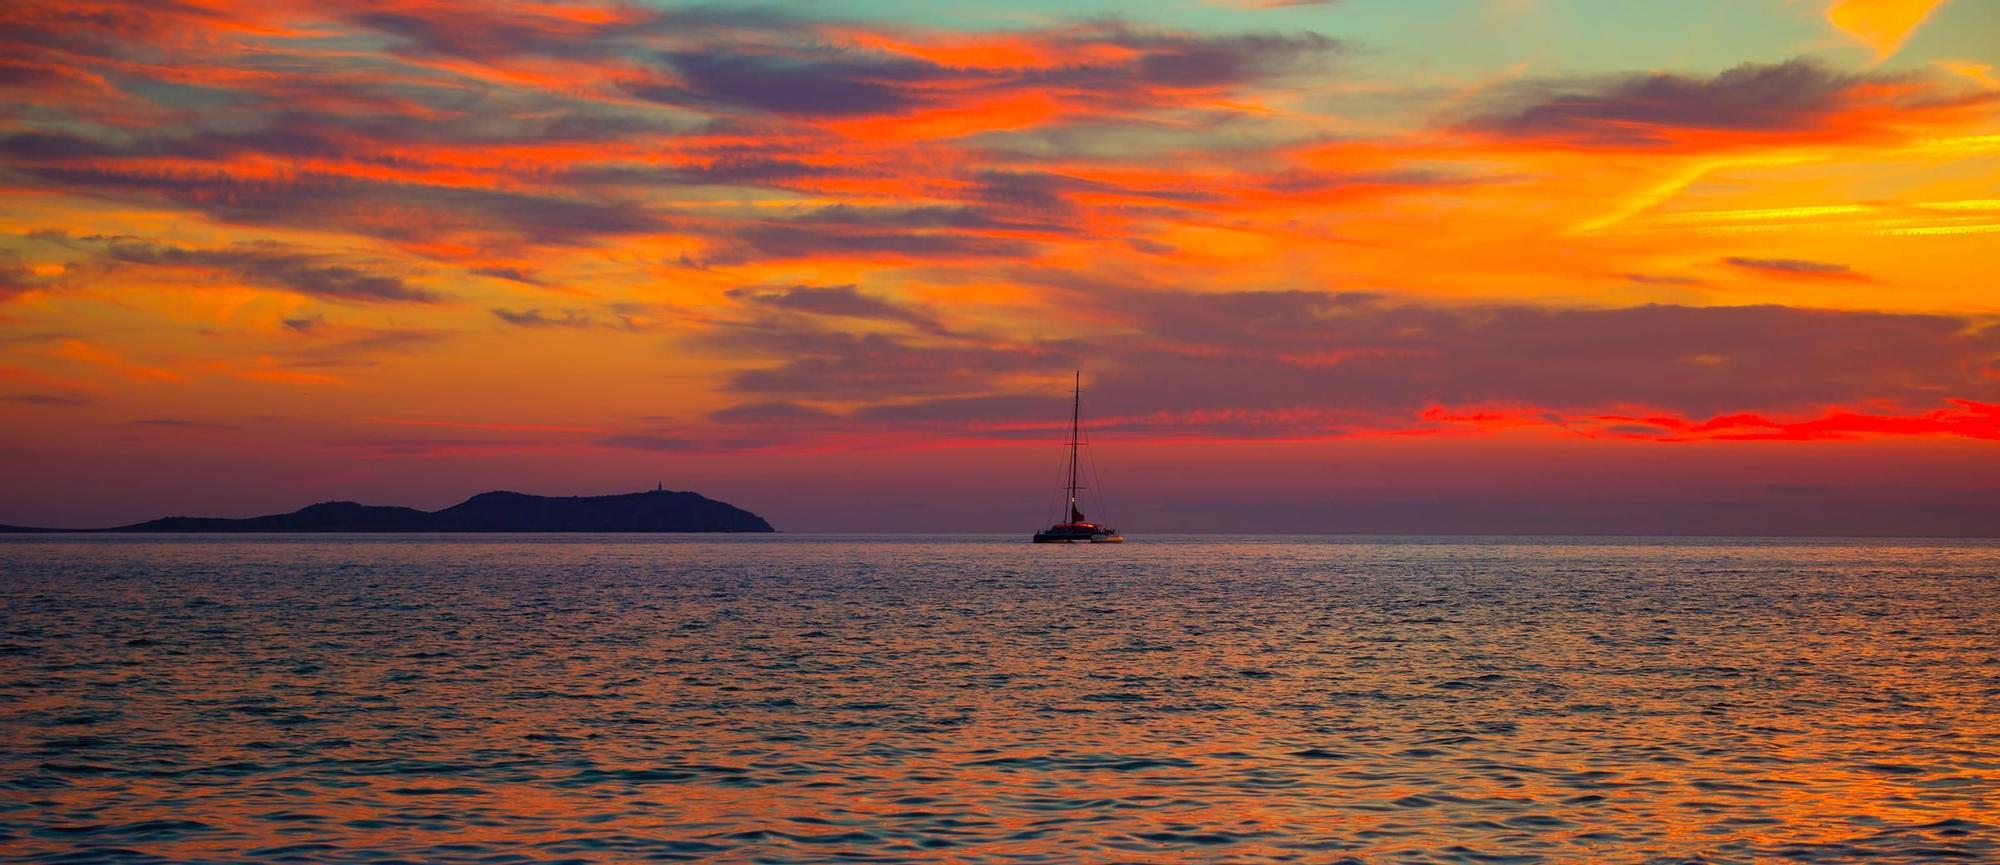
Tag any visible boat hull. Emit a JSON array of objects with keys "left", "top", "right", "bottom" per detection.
[{"left": 1033, "top": 529, "right": 1124, "bottom": 543}]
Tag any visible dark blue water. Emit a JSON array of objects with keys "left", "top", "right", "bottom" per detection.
[{"left": 1, "top": 535, "right": 1995, "bottom": 863}]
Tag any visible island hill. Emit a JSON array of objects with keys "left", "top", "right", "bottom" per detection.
[{"left": 0, "top": 489, "right": 775, "bottom": 533}]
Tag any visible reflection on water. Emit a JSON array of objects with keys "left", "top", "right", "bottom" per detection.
[{"left": 1, "top": 534, "right": 1995, "bottom": 863}]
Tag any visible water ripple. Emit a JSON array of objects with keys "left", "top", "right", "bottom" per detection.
[{"left": 1, "top": 534, "right": 1995, "bottom": 862}]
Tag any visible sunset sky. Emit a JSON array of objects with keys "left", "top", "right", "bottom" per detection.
[{"left": 2, "top": 0, "right": 1997, "bottom": 533}]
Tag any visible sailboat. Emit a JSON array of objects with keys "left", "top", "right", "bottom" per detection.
[{"left": 1033, "top": 371, "right": 1124, "bottom": 543}]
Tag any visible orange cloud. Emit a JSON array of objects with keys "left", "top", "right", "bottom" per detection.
[
  {"left": 370, "top": 417, "right": 608, "bottom": 433},
  {"left": 208, "top": 356, "right": 344, "bottom": 385},
  {"left": 1828, "top": 0, "right": 1950, "bottom": 61},
  {"left": 54, "top": 339, "right": 185, "bottom": 383}
]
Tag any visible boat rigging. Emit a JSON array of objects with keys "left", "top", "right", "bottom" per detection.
[{"left": 1033, "top": 371, "right": 1124, "bottom": 544}]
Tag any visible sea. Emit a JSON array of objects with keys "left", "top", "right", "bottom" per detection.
[{"left": 1, "top": 534, "right": 1995, "bottom": 864}]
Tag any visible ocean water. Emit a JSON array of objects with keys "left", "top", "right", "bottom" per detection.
[{"left": 1, "top": 535, "right": 1995, "bottom": 864}]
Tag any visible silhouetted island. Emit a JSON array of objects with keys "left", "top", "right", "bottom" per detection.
[{"left": 1, "top": 490, "right": 775, "bottom": 533}]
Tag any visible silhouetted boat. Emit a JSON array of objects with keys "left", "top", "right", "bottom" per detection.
[{"left": 1034, "top": 372, "right": 1124, "bottom": 543}]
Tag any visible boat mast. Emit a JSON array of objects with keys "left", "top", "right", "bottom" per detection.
[{"left": 1068, "top": 370, "right": 1081, "bottom": 523}]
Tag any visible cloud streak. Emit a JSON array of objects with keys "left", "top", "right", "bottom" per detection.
[
  {"left": 1723, "top": 256, "right": 1867, "bottom": 280},
  {"left": 725, "top": 284, "right": 946, "bottom": 333},
  {"left": 1461, "top": 58, "right": 1985, "bottom": 149},
  {"left": 52, "top": 235, "right": 437, "bottom": 303},
  {"left": 491, "top": 308, "right": 595, "bottom": 328},
  {"left": 703, "top": 290, "right": 2000, "bottom": 444}
]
